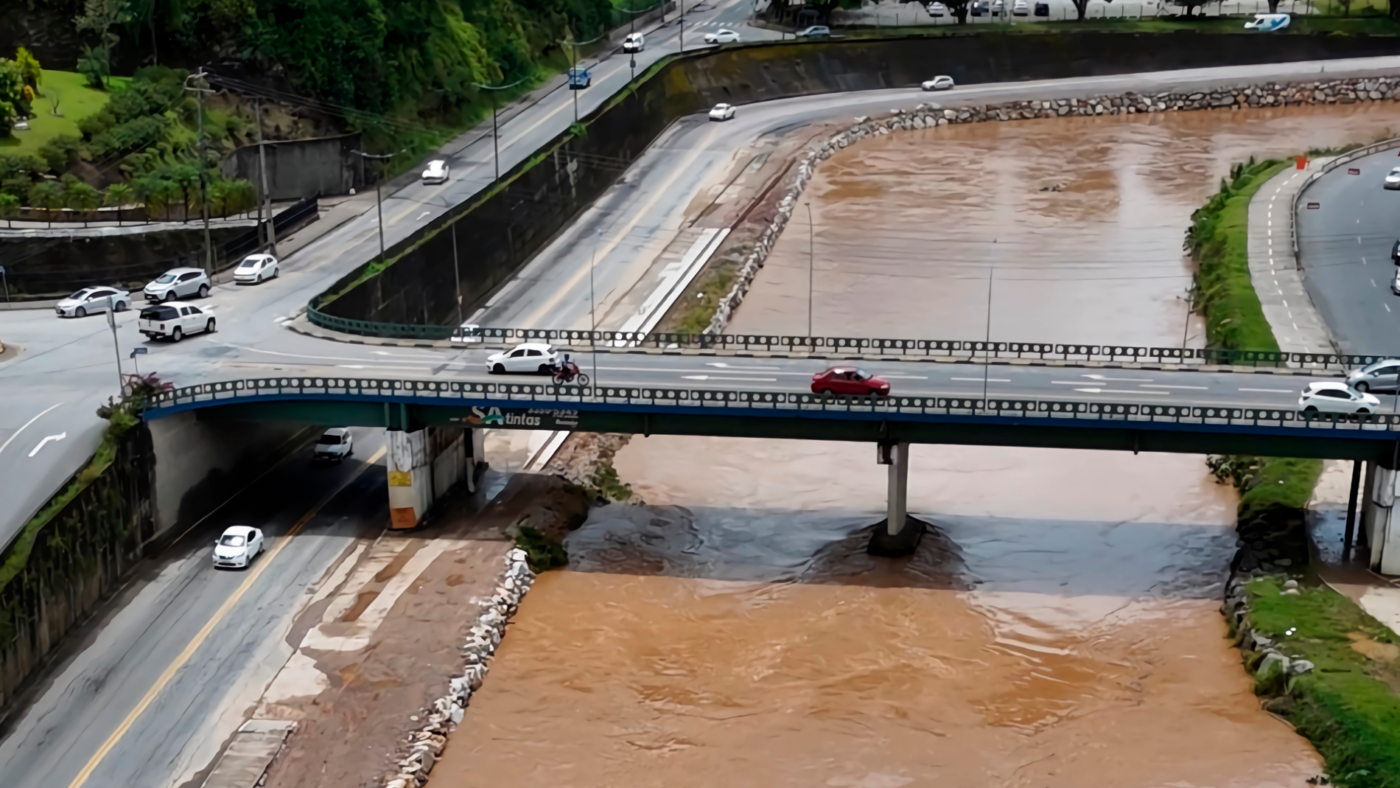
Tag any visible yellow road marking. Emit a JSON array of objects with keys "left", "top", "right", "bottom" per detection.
[
  {"left": 65, "top": 446, "right": 388, "bottom": 788},
  {"left": 519, "top": 125, "right": 718, "bottom": 326}
]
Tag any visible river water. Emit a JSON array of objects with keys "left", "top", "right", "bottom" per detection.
[{"left": 434, "top": 104, "right": 1400, "bottom": 786}]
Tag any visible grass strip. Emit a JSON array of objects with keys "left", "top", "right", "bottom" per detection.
[{"left": 1246, "top": 577, "right": 1400, "bottom": 788}]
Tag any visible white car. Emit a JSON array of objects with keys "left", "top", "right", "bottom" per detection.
[
  {"left": 55, "top": 286, "right": 131, "bottom": 318},
  {"left": 704, "top": 29, "right": 741, "bottom": 44},
  {"left": 451, "top": 322, "right": 484, "bottom": 344},
  {"left": 212, "top": 525, "right": 265, "bottom": 570},
  {"left": 1298, "top": 381, "right": 1381, "bottom": 415},
  {"left": 1385, "top": 167, "right": 1400, "bottom": 190},
  {"left": 233, "top": 253, "right": 280, "bottom": 284},
  {"left": 138, "top": 302, "right": 216, "bottom": 342},
  {"left": 623, "top": 33, "right": 645, "bottom": 52},
  {"left": 1243, "top": 12, "right": 1290, "bottom": 31},
  {"left": 422, "top": 159, "right": 450, "bottom": 184},
  {"left": 795, "top": 25, "right": 830, "bottom": 38},
  {"left": 486, "top": 342, "right": 560, "bottom": 374},
  {"left": 709, "top": 103, "right": 737, "bottom": 121},
  {"left": 927, "top": 1, "right": 947, "bottom": 15},
  {"left": 922, "top": 75, "right": 955, "bottom": 91},
  {"left": 143, "top": 267, "right": 210, "bottom": 302},
  {"left": 1347, "top": 358, "right": 1400, "bottom": 392},
  {"left": 313, "top": 428, "right": 355, "bottom": 463},
  {"left": 1012, "top": 0, "right": 1029, "bottom": 14}
]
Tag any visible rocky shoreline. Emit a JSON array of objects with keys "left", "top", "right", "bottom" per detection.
[{"left": 706, "top": 76, "right": 1400, "bottom": 334}]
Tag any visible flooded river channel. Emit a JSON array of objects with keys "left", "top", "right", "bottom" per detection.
[{"left": 434, "top": 104, "right": 1400, "bottom": 786}]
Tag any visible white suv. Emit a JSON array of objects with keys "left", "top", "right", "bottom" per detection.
[
  {"left": 139, "top": 302, "right": 216, "bottom": 341},
  {"left": 623, "top": 33, "right": 644, "bottom": 52},
  {"left": 144, "top": 267, "right": 210, "bottom": 302},
  {"left": 233, "top": 253, "right": 280, "bottom": 284}
]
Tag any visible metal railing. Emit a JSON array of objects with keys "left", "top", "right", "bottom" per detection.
[
  {"left": 146, "top": 375, "right": 1400, "bottom": 433},
  {"left": 302, "top": 316, "right": 1392, "bottom": 370},
  {"left": 1291, "top": 136, "right": 1400, "bottom": 255}
]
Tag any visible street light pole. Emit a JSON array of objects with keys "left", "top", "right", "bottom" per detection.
[
  {"left": 590, "top": 232, "right": 600, "bottom": 387},
  {"left": 805, "top": 201, "right": 814, "bottom": 340},
  {"left": 981, "top": 268, "right": 994, "bottom": 408},
  {"left": 106, "top": 300, "right": 124, "bottom": 392},
  {"left": 473, "top": 78, "right": 530, "bottom": 180},
  {"left": 184, "top": 70, "right": 216, "bottom": 274},
  {"left": 255, "top": 97, "right": 276, "bottom": 254},
  {"left": 349, "top": 148, "right": 408, "bottom": 270}
]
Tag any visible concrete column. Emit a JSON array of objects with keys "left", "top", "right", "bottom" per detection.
[
  {"left": 869, "top": 441, "right": 923, "bottom": 557},
  {"left": 388, "top": 427, "right": 473, "bottom": 530}
]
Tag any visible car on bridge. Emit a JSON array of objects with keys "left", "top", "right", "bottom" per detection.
[
  {"left": 795, "top": 25, "right": 830, "bottom": 38},
  {"left": 1243, "top": 13, "right": 1290, "bottom": 31},
  {"left": 212, "top": 525, "right": 265, "bottom": 570},
  {"left": 623, "top": 32, "right": 645, "bottom": 52},
  {"left": 704, "top": 29, "right": 741, "bottom": 45},
  {"left": 313, "top": 428, "right": 355, "bottom": 464},
  {"left": 143, "top": 267, "right": 211, "bottom": 302},
  {"left": 55, "top": 286, "right": 131, "bottom": 318},
  {"left": 1299, "top": 381, "right": 1381, "bottom": 415},
  {"left": 1385, "top": 167, "right": 1400, "bottom": 190},
  {"left": 421, "top": 159, "right": 450, "bottom": 184},
  {"left": 1347, "top": 359, "right": 1400, "bottom": 392},
  {"left": 922, "top": 75, "right": 955, "bottom": 91},
  {"left": 233, "top": 253, "right": 280, "bottom": 284},
  {"left": 811, "top": 367, "right": 890, "bottom": 397},
  {"left": 709, "top": 103, "right": 737, "bottom": 121},
  {"left": 486, "top": 342, "right": 561, "bottom": 374},
  {"left": 138, "top": 302, "right": 216, "bottom": 342}
]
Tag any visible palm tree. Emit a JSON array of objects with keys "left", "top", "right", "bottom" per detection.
[
  {"left": 0, "top": 193, "right": 19, "bottom": 228},
  {"left": 28, "top": 181, "right": 63, "bottom": 228},
  {"left": 207, "top": 180, "right": 229, "bottom": 219},
  {"left": 65, "top": 182, "right": 101, "bottom": 228},
  {"left": 225, "top": 179, "right": 257, "bottom": 219},
  {"left": 152, "top": 179, "right": 179, "bottom": 222},
  {"left": 172, "top": 165, "right": 199, "bottom": 223},
  {"left": 104, "top": 182, "right": 134, "bottom": 226}
]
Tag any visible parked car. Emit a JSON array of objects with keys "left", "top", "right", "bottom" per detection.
[
  {"left": 709, "top": 103, "right": 737, "bottom": 121},
  {"left": 486, "top": 342, "right": 560, "bottom": 374},
  {"left": 1386, "top": 167, "right": 1400, "bottom": 190},
  {"left": 623, "top": 32, "right": 645, "bottom": 52},
  {"left": 1347, "top": 359, "right": 1400, "bottom": 392},
  {"left": 922, "top": 75, "right": 955, "bottom": 91},
  {"left": 795, "top": 25, "right": 830, "bottom": 38},
  {"left": 233, "top": 253, "right": 280, "bottom": 284},
  {"left": 55, "top": 287, "right": 130, "bottom": 318},
  {"left": 1298, "top": 381, "right": 1380, "bottom": 415},
  {"left": 1243, "top": 12, "right": 1290, "bottom": 31},
  {"left": 138, "top": 302, "right": 216, "bottom": 342},
  {"left": 1012, "top": 0, "right": 1029, "bottom": 14},
  {"left": 421, "top": 159, "right": 450, "bottom": 184},
  {"left": 970, "top": 0, "right": 986, "bottom": 15},
  {"left": 991, "top": 0, "right": 1004, "bottom": 15},
  {"left": 1034, "top": 1, "right": 1050, "bottom": 15},
  {"left": 811, "top": 367, "right": 891, "bottom": 397},
  {"left": 927, "top": 2, "right": 947, "bottom": 15},
  {"left": 143, "top": 267, "right": 210, "bottom": 302},
  {"left": 1393, "top": 269, "right": 1400, "bottom": 296},
  {"left": 1392, "top": 238, "right": 1400, "bottom": 262},
  {"left": 313, "top": 428, "right": 355, "bottom": 464},
  {"left": 704, "top": 29, "right": 741, "bottom": 44},
  {"left": 212, "top": 525, "right": 265, "bottom": 570}
]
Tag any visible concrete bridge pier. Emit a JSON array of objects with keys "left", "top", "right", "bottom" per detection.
[
  {"left": 868, "top": 441, "right": 926, "bottom": 557},
  {"left": 1361, "top": 461, "right": 1400, "bottom": 575},
  {"left": 387, "top": 426, "right": 481, "bottom": 530}
]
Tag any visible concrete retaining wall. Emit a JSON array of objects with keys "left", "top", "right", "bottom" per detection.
[{"left": 220, "top": 134, "right": 364, "bottom": 201}]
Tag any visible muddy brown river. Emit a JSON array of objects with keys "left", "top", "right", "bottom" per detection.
[{"left": 435, "top": 104, "right": 1400, "bottom": 786}]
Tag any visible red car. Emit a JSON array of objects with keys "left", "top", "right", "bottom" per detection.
[{"left": 811, "top": 367, "right": 891, "bottom": 397}]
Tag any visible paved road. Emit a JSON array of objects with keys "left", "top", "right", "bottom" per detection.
[
  {"left": 1297, "top": 150, "right": 1400, "bottom": 354},
  {"left": 0, "top": 428, "right": 387, "bottom": 788}
]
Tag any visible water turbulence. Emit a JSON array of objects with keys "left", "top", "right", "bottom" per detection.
[{"left": 428, "top": 106, "right": 1391, "bottom": 786}]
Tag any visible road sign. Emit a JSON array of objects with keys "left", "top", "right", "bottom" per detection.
[
  {"left": 129, "top": 347, "right": 148, "bottom": 358},
  {"left": 1307, "top": 202, "right": 1321, "bottom": 209}
]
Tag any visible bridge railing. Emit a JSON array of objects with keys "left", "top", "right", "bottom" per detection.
[{"left": 146, "top": 376, "right": 1400, "bottom": 432}]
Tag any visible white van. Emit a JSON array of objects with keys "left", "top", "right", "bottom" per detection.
[
  {"left": 623, "top": 33, "right": 644, "bottom": 52},
  {"left": 1244, "top": 13, "right": 1290, "bottom": 31}
]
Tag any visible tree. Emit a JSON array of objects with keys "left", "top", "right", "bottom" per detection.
[
  {"left": 0, "top": 59, "right": 24, "bottom": 137},
  {"left": 154, "top": 178, "right": 179, "bottom": 221},
  {"left": 105, "top": 182, "right": 134, "bottom": 225},
  {"left": 206, "top": 179, "right": 229, "bottom": 218},
  {"left": 224, "top": 179, "right": 256, "bottom": 218},
  {"left": 132, "top": 175, "right": 166, "bottom": 221},
  {"left": 172, "top": 164, "right": 199, "bottom": 222},
  {"left": 0, "top": 192, "right": 19, "bottom": 228},
  {"left": 76, "top": 0, "right": 130, "bottom": 89},
  {"left": 28, "top": 181, "right": 63, "bottom": 228},
  {"left": 14, "top": 48, "right": 41, "bottom": 93},
  {"left": 65, "top": 182, "right": 102, "bottom": 227}
]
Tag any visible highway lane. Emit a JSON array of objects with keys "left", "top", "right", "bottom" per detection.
[
  {"left": 0, "top": 428, "right": 387, "bottom": 788},
  {"left": 1297, "top": 148, "right": 1400, "bottom": 353}
]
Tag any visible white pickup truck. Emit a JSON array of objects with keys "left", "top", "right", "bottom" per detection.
[{"left": 138, "top": 301, "right": 216, "bottom": 342}]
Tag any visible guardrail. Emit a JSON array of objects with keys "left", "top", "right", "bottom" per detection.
[
  {"left": 1291, "top": 136, "right": 1400, "bottom": 256},
  {"left": 303, "top": 315, "right": 1393, "bottom": 370},
  {"left": 146, "top": 375, "right": 1400, "bottom": 433}
]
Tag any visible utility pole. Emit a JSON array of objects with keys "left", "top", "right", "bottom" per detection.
[
  {"left": 184, "top": 70, "right": 216, "bottom": 274},
  {"left": 474, "top": 79, "right": 529, "bottom": 180},
  {"left": 255, "top": 97, "right": 276, "bottom": 254},
  {"left": 106, "top": 299, "right": 124, "bottom": 392},
  {"left": 680, "top": 0, "right": 686, "bottom": 51},
  {"left": 805, "top": 201, "right": 814, "bottom": 340},
  {"left": 556, "top": 33, "right": 607, "bottom": 124},
  {"left": 350, "top": 148, "right": 407, "bottom": 271},
  {"left": 981, "top": 269, "right": 994, "bottom": 408}
]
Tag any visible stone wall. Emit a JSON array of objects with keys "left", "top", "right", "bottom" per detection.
[{"left": 705, "top": 76, "right": 1400, "bottom": 333}]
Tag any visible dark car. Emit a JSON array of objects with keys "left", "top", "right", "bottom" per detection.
[
  {"left": 1034, "top": 1, "right": 1049, "bottom": 14},
  {"left": 795, "top": 25, "right": 830, "bottom": 38},
  {"left": 1391, "top": 238, "right": 1399, "bottom": 263},
  {"left": 971, "top": 0, "right": 986, "bottom": 14},
  {"left": 811, "top": 367, "right": 891, "bottom": 397}
]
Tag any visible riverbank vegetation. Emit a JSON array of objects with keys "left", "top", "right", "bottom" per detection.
[{"left": 1246, "top": 577, "right": 1400, "bottom": 788}]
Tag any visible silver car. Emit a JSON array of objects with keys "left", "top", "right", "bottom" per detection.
[
  {"left": 1347, "top": 359, "right": 1400, "bottom": 393},
  {"left": 55, "top": 286, "right": 131, "bottom": 318},
  {"left": 144, "top": 267, "right": 210, "bottom": 302},
  {"left": 1385, "top": 167, "right": 1400, "bottom": 190}
]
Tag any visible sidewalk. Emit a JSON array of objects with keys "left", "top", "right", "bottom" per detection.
[{"left": 1246, "top": 161, "right": 1336, "bottom": 356}]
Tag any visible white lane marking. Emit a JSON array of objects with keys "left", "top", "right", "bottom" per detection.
[
  {"left": 705, "top": 362, "right": 781, "bottom": 370},
  {"left": 1141, "top": 384, "right": 1208, "bottom": 390},
  {"left": 0, "top": 402, "right": 65, "bottom": 457},
  {"left": 681, "top": 375, "right": 776, "bottom": 382},
  {"left": 222, "top": 343, "right": 443, "bottom": 363},
  {"left": 1238, "top": 388, "right": 1295, "bottom": 393},
  {"left": 879, "top": 374, "right": 929, "bottom": 380},
  {"left": 1388, "top": 304, "right": 1393, "bottom": 313},
  {"left": 28, "top": 432, "right": 67, "bottom": 457},
  {"left": 1073, "top": 388, "right": 1169, "bottom": 395},
  {"left": 416, "top": 211, "right": 431, "bottom": 220},
  {"left": 1082, "top": 374, "right": 1153, "bottom": 382},
  {"left": 951, "top": 377, "right": 1011, "bottom": 382}
]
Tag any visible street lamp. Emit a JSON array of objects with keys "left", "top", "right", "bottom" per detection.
[
  {"left": 472, "top": 78, "right": 531, "bottom": 181},
  {"left": 349, "top": 148, "right": 408, "bottom": 271},
  {"left": 805, "top": 201, "right": 814, "bottom": 340},
  {"left": 183, "top": 70, "right": 216, "bottom": 275},
  {"left": 557, "top": 32, "right": 608, "bottom": 124}
]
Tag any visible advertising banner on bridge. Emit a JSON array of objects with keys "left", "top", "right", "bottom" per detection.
[{"left": 450, "top": 406, "right": 582, "bottom": 431}]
